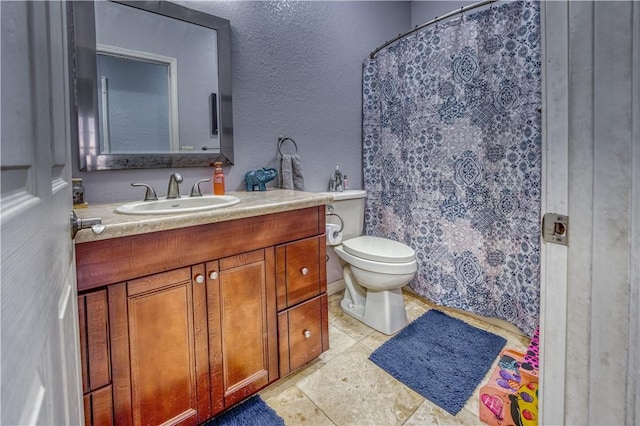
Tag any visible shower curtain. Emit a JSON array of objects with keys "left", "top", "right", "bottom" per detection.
[{"left": 362, "top": 1, "right": 541, "bottom": 336}]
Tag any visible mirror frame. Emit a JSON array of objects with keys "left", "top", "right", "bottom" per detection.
[{"left": 72, "top": 0, "right": 234, "bottom": 171}]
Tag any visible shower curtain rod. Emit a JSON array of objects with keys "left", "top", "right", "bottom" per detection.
[{"left": 369, "top": 0, "right": 498, "bottom": 59}]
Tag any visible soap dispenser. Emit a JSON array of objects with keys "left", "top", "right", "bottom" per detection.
[{"left": 213, "top": 162, "right": 225, "bottom": 195}]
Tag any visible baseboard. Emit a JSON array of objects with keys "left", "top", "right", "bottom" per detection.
[{"left": 327, "top": 279, "right": 345, "bottom": 295}]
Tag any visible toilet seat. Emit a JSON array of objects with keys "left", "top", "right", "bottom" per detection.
[
  {"left": 342, "top": 236, "right": 416, "bottom": 263},
  {"left": 334, "top": 241, "right": 417, "bottom": 275}
]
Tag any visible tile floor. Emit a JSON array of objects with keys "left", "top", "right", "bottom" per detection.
[{"left": 259, "top": 290, "right": 532, "bottom": 425}]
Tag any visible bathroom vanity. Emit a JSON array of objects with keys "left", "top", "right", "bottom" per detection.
[{"left": 74, "top": 190, "right": 332, "bottom": 425}]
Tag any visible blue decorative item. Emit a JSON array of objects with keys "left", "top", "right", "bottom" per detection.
[
  {"left": 362, "top": 1, "right": 541, "bottom": 336},
  {"left": 245, "top": 167, "right": 278, "bottom": 191}
]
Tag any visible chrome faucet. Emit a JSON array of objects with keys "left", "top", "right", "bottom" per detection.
[{"left": 166, "top": 173, "right": 183, "bottom": 199}]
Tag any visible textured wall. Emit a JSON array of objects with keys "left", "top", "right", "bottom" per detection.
[
  {"left": 73, "top": 1, "right": 410, "bottom": 203},
  {"left": 411, "top": 0, "right": 476, "bottom": 27}
]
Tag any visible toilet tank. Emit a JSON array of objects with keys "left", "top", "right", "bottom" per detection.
[{"left": 322, "top": 189, "right": 366, "bottom": 240}]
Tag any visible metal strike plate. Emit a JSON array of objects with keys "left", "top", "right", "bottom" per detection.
[{"left": 542, "top": 213, "right": 568, "bottom": 245}]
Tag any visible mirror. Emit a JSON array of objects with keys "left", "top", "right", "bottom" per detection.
[{"left": 73, "top": 0, "right": 234, "bottom": 170}]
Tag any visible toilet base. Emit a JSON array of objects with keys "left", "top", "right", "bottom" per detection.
[{"left": 341, "top": 267, "right": 408, "bottom": 335}]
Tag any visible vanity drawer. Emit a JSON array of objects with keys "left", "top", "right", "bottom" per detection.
[
  {"left": 275, "top": 235, "right": 326, "bottom": 310},
  {"left": 277, "top": 294, "right": 329, "bottom": 376}
]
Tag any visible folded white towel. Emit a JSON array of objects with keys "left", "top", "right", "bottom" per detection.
[{"left": 280, "top": 154, "right": 305, "bottom": 190}]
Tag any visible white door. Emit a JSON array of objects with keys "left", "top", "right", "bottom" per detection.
[
  {"left": 541, "top": 2, "right": 639, "bottom": 424},
  {"left": 1, "top": 1, "right": 83, "bottom": 424}
]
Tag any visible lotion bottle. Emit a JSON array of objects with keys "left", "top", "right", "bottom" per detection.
[{"left": 213, "top": 162, "right": 225, "bottom": 195}]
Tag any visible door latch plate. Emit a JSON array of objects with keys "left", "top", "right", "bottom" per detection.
[{"left": 542, "top": 213, "right": 568, "bottom": 245}]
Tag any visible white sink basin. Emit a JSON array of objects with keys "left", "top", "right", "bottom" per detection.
[{"left": 116, "top": 195, "right": 240, "bottom": 215}]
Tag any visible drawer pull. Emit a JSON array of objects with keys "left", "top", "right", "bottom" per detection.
[
  {"left": 301, "top": 267, "right": 309, "bottom": 275},
  {"left": 194, "top": 274, "right": 205, "bottom": 284},
  {"left": 209, "top": 271, "right": 219, "bottom": 280},
  {"left": 303, "top": 329, "right": 311, "bottom": 339}
]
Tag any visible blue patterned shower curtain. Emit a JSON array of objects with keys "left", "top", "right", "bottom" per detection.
[{"left": 362, "top": 1, "right": 541, "bottom": 336}]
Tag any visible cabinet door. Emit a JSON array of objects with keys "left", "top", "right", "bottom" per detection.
[
  {"left": 83, "top": 385, "right": 113, "bottom": 426},
  {"left": 78, "top": 291, "right": 111, "bottom": 394},
  {"left": 207, "top": 249, "right": 277, "bottom": 411},
  {"left": 109, "top": 266, "right": 210, "bottom": 426},
  {"left": 78, "top": 291, "right": 112, "bottom": 426}
]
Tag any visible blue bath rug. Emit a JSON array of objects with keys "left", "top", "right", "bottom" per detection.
[
  {"left": 201, "top": 395, "right": 285, "bottom": 426},
  {"left": 369, "top": 309, "right": 506, "bottom": 415}
]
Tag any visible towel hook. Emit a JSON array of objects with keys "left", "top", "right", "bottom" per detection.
[{"left": 278, "top": 136, "right": 298, "bottom": 156}]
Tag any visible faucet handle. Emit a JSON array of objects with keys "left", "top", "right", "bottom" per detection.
[
  {"left": 131, "top": 183, "right": 158, "bottom": 201},
  {"left": 190, "top": 178, "right": 211, "bottom": 197}
]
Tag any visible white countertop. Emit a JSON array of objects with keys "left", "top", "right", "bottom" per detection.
[{"left": 73, "top": 189, "right": 333, "bottom": 244}]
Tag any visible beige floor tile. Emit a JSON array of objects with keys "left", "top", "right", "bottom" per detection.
[
  {"left": 402, "top": 298, "right": 430, "bottom": 326},
  {"left": 359, "top": 329, "right": 394, "bottom": 352},
  {"left": 403, "top": 290, "right": 436, "bottom": 310},
  {"left": 260, "top": 358, "right": 325, "bottom": 401},
  {"left": 328, "top": 291, "right": 343, "bottom": 304},
  {"left": 328, "top": 292, "right": 376, "bottom": 341},
  {"left": 266, "top": 386, "right": 335, "bottom": 426},
  {"left": 296, "top": 343, "right": 424, "bottom": 426},
  {"left": 319, "top": 325, "right": 358, "bottom": 363},
  {"left": 404, "top": 399, "right": 482, "bottom": 426},
  {"left": 489, "top": 326, "right": 530, "bottom": 353}
]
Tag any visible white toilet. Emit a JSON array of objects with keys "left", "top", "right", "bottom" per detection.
[{"left": 324, "top": 190, "right": 418, "bottom": 335}]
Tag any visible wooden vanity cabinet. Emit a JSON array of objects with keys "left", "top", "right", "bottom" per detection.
[{"left": 76, "top": 207, "right": 327, "bottom": 425}]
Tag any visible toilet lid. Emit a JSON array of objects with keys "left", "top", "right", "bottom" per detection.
[{"left": 342, "top": 236, "right": 416, "bottom": 263}]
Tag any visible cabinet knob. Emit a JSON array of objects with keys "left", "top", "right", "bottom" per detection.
[
  {"left": 209, "top": 271, "right": 219, "bottom": 280},
  {"left": 303, "top": 329, "right": 311, "bottom": 339},
  {"left": 301, "top": 267, "right": 309, "bottom": 275},
  {"left": 194, "top": 274, "right": 205, "bottom": 284}
]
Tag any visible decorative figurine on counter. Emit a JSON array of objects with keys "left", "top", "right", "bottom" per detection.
[
  {"left": 328, "top": 164, "right": 344, "bottom": 192},
  {"left": 245, "top": 167, "right": 278, "bottom": 191}
]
